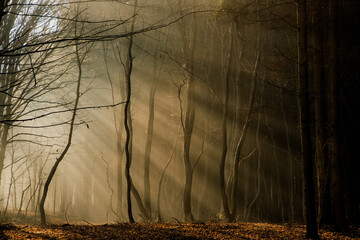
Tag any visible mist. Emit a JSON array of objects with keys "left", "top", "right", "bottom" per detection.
[{"left": 0, "top": 0, "right": 359, "bottom": 232}]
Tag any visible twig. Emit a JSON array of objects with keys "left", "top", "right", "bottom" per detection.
[
  {"left": 172, "top": 217, "right": 181, "bottom": 225},
  {"left": 83, "top": 219, "right": 93, "bottom": 225}
]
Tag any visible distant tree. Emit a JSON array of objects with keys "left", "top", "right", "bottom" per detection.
[
  {"left": 103, "top": 42, "right": 126, "bottom": 220},
  {"left": 173, "top": 0, "right": 198, "bottom": 222},
  {"left": 219, "top": 22, "right": 234, "bottom": 221},
  {"left": 143, "top": 46, "right": 162, "bottom": 219}
]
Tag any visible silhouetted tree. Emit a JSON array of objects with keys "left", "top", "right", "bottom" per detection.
[
  {"left": 39, "top": 15, "right": 88, "bottom": 225},
  {"left": 297, "top": 0, "right": 319, "bottom": 237}
]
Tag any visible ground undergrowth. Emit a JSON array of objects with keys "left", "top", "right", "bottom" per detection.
[{"left": 1, "top": 221, "right": 359, "bottom": 239}]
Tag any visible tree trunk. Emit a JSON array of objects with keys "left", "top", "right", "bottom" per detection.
[
  {"left": 0, "top": 58, "right": 15, "bottom": 188},
  {"left": 246, "top": 90, "right": 263, "bottom": 220},
  {"left": 297, "top": 0, "right": 319, "bottom": 237},
  {"left": 182, "top": 71, "right": 195, "bottom": 221},
  {"left": 143, "top": 49, "right": 161, "bottom": 218},
  {"left": 123, "top": 0, "right": 138, "bottom": 224},
  {"left": 39, "top": 35, "right": 82, "bottom": 225},
  {"left": 104, "top": 42, "right": 127, "bottom": 220},
  {"left": 231, "top": 25, "right": 260, "bottom": 221},
  {"left": 311, "top": 0, "right": 329, "bottom": 225},
  {"left": 219, "top": 23, "right": 234, "bottom": 221},
  {"left": 124, "top": 33, "right": 135, "bottom": 225},
  {"left": 180, "top": 4, "right": 197, "bottom": 222},
  {"left": 280, "top": 89, "right": 293, "bottom": 222},
  {"left": 328, "top": 0, "right": 346, "bottom": 230},
  {"left": 116, "top": 121, "right": 125, "bottom": 219}
]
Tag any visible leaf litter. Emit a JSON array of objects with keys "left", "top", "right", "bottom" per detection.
[{"left": 1, "top": 222, "right": 359, "bottom": 239}]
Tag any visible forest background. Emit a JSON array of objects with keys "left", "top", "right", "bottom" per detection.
[{"left": 0, "top": 0, "right": 359, "bottom": 238}]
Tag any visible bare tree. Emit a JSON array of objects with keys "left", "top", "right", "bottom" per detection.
[
  {"left": 0, "top": 0, "right": 72, "bottom": 189},
  {"left": 143, "top": 47, "right": 162, "bottom": 219},
  {"left": 39, "top": 16, "right": 89, "bottom": 225},
  {"left": 123, "top": 0, "right": 138, "bottom": 224},
  {"left": 168, "top": 0, "right": 198, "bottom": 222}
]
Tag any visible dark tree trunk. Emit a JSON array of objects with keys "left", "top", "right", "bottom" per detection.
[
  {"left": 297, "top": 0, "right": 319, "bottom": 238},
  {"left": 328, "top": 0, "right": 346, "bottom": 230},
  {"left": 0, "top": 58, "right": 15, "bottom": 187},
  {"left": 0, "top": 0, "right": 9, "bottom": 23},
  {"left": 311, "top": 0, "right": 329, "bottom": 225},
  {"left": 124, "top": 33, "right": 135, "bottom": 224},
  {"left": 123, "top": 0, "right": 138, "bottom": 224}
]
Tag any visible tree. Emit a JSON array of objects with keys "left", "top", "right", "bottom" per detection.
[
  {"left": 103, "top": 41, "right": 126, "bottom": 220},
  {"left": 39, "top": 15, "right": 88, "bottom": 225},
  {"left": 297, "top": 0, "right": 319, "bottom": 238},
  {"left": 0, "top": 0, "right": 72, "bottom": 189},
  {"left": 219, "top": 22, "right": 234, "bottom": 221},
  {"left": 311, "top": 0, "right": 331, "bottom": 225},
  {"left": 328, "top": 0, "right": 346, "bottom": 230},
  {"left": 143, "top": 46, "right": 161, "bottom": 218},
  {"left": 176, "top": 0, "right": 197, "bottom": 222},
  {"left": 123, "top": 0, "right": 138, "bottom": 223}
]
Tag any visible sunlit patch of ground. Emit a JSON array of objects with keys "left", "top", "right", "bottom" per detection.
[{"left": 1, "top": 222, "right": 359, "bottom": 239}]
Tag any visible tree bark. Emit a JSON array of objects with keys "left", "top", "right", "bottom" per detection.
[
  {"left": 328, "top": 0, "right": 346, "bottom": 230},
  {"left": 297, "top": 0, "right": 319, "bottom": 237},
  {"left": 311, "top": 0, "right": 329, "bottom": 225},
  {"left": 123, "top": 0, "right": 138, "bottom": 224},
  {"left": 124, "top": 31, "right": 135, "bottom": 225}
]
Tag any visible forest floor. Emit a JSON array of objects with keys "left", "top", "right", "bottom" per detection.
[{"left": 1, "top": 222, "right": 360, "bottom": 239}]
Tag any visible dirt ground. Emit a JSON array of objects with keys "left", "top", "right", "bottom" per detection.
[{"left": 1, "top": 222, "right": 359, "bottom": 239}]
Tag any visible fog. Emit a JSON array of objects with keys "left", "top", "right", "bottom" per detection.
[{"left": 0, "top": 0, "right": 359, "bottom": 226}]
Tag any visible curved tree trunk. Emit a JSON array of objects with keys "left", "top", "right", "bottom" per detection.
[
  {"left": 180, "top": 2, "right": 197, "bottom": 222},
  {"left": 123, "top": 0, "right": 138, "bottom": 223},
  {"left": 124, "top": 29, "right": 135, "bottom": 225},
  {"left": 39, "top": 31, "right": 83, "bottom": 225}
]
